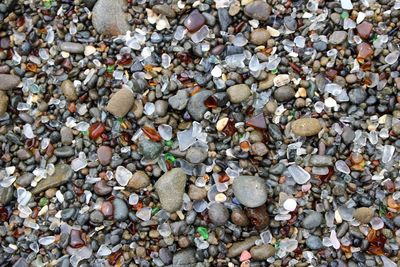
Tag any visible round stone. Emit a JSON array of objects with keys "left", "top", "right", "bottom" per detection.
[{"left": 232, "top": 176, "right": 267, "bottom": 208}]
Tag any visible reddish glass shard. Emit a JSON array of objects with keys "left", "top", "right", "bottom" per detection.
[
  {"left": 246, "top": 113, "right": 267, "bottom": 129},
  {"left": 204, "top": 95, "right": 218, "bottom": 108},
  {"left": 142, "top": 126, "right": 162, "bottom": 142},
  {"left": 89, "top": 122, "right": 105, "bottom": 140},
  {"left": 222, "top": 119, "right": 236, "bottom": 136},
  {"left": 357, "top": 43, "right": 374, "bottom": 60}
]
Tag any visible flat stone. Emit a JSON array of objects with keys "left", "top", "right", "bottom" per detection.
[
  {"left": 353, "top": 207, "right": 374, "bottom": 224},
  {"left": 32, "top": 164, "right": 73, "bottom": 195},
  {"left": 244, "top": 0, "right": 271, "bottom": 21},
  {"left": 250, "top": 28, "right": 270, "bottom": 45},
  {"left": 306, "top": 235, "right": 323, "bottom": 250},
  {"left": 273, "top": 85, "right": 295, "bottom": 102},
  {"left": 152, "top": 4, "right": 176, "bottom": 18},
  {"left": 0, "top": 74, "right": 20, "bottom": 90},
  {"left": 291, "top": 118, "right": 322, "bottom": 136},
  {"left": 301, "top": 211, "right": 323, "bottom": 229},
  {"left": 97, "top": 146, "right": 112, "bottom": 166},
  {"left": 92, "top": 0, "right": 130, "bottom": 36},
  {"left": 349, "top": 87, "right": 367, "bottom": 104},
  {"left": 227, "top": 236, "right": 258, "bottom": 257},
  {"left": 188, "top": 185, "right": 207, "bottom": 200},
  {"left": 329, "top": 31, "right": 347, "bottom": 44},
  {"left": 61, "top": 80, "right": 77, "bottom": 101},
  {"left": 106, "top": 87, "right": 134, "bottom": 117},
  {"left": 250, "top": 244, "right": 276, "bottom": 260},
  {"left": 60, "top": 126, "right": 73, "bottom": 145},
  {"left": 185, "top": 145, "right": 208, "bottom": 164},
  {"left": 127, "top": 170, "right": 150, "bottom": 190},
  {"left": 0, "top": 91, "right": 8, "bottom": 116},
  {"left": 16, "top": 173, "right": 34, "bottom": 187},
  {"left": 227, "top": 84, "right": 251, "bottom": 104},
  {"left": 59, "top": 42, "right": 85, "bottom": 54},
  {"left": 16, "top": 148, "right": 32, "bottom": 160},
  {"left": 155, "top": 168, "right": 187, "bottom": 212},
  {"left": 232, "top": 176, "right": 267, "bottom": 208},
  {"left": 187, "top": 90, "right": 213, "bottom": 121}
]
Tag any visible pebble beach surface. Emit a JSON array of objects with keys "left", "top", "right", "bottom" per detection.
[{"left": 1, "top": 0, "right": 400, "bottom": 266}]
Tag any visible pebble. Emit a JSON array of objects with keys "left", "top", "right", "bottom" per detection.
[
  {"left": 291, "top": 118, "right": 322, "bottom": 136},
  {"left": 172, "top": 248, "right": 196, "bottom": 266},
  {"left": 84, "top": 45, "right": 96, "bottom": 56},
  {"left": 154, "top": 100, "right": 168, "bottom": 117},
  {"left": 97, "top": 146, "right": 112, "bottom": 166},
  {"left": 232, "top": 176, "right": 267, "bottom": 208},
  {"left": 169, "top": 90, "right": 189, "bottom": 110},
  {"left": 54, "top": 146, "right": 75, "bottom": 158},
  {"left": 273, "top": 85, "right": 295, "bottom": 102},
  {"left": 127, "top": 170, "right": 150, "bottom": 190},
  {"left": 348, "top": 87, "right": 367, "bottom": 104},
  {"left": 342, "top": 126, "right": 355, "bottom": 145},
  {"left": 301, "top": 211, "right": 323, "bottom": 229},
  {"left": 208, "top": 202, "right": 229, "bottom": 226},
  {"left": 250, "top": 28, "right": 270, "bottom": 45},
  {"left": 250, "top": 244, "right": 276, "bottom": 260},
  {"left": 155, "top": 168, "right": 187, "bottom": 212},
  {"left": 59, "top": 42, "right": 85, "bottom": 54},
  {"left": 92, "top": 0, "right": 130, "bottom": 36},
  {"left": 306, "top": 235, "right": 323, "bottom": 250},
  {"left": 32, "top": 164, "right": 73, "bottom": 195},
  {"left": 138, "top": 138, "right": 163, "bottom": 161},
  {"left": 0, "top": 74, "right": 20, "bottom": 90},
  {"left": 0, "top": 91, "right": 8, "bottom": 115},
  {"left": 112, "top": 198, "right": 128, "bottom": 221},
  {"left": 309, "top": 155, "right": 333, "bottom": 167},
  {"left": 94, "top": 180, "right": 112, "bottom": 196},
  {"left": 185, "top": 146, "right": 208, "bottom": 164},
  {"left": 227, "top": 84, "right": 251, "bottom": 104},
  {"left": 231, "top": 208, "right": 250, "bottom": 226},
  {"left": 251, "top": 142, "right": 268, "bottom": 156},
  {"left": 328, "top": 31, "right": 347, "bottom": 44},
  {"left": 90, "top": 210, "right": 104, "bottom": 224},
  {"left": 0, "top": 187, "right": 13, "bottom": 205},
  {"left": 152, "top": 4, "right": 176, "bottom": 18},
  {"left": 244, "top": 1, "right": 271, "bottom": 21},
  {"left": 187, "top": 90, "right": 213, "bottom": 121},
  {"left": 188, "top": 185, "right": 207, "bottom": 200},
  {"left": 16, "top": 148, "right": 32, "bottom": 160},
  {"left": 227, "top": 236, "right": 258, "bottom": 257},
  {"left": 60, "top": 126, "right": 73, "bottom": 145},
  {"left": 106, "top": 87, "right": 134, "bottom": 117},
  {"left": 184, "top": 9, "right": 205, "bottom": 33},
  {"left": 353, "top": 207, "right": 374, "bottom": 224},
  {"left": 16, "top": 173, "right": 34, "bottom": 187}
]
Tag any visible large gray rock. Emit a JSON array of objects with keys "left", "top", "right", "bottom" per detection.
[
  {"left": 187, "top": 90, "right": 213, "bottom": 121},
  {"left": 92, "top": 0, "right": 130, "bottom": 36},
  {"left": 0, "top": 74, "right": 20, "bottom": 91},
  {"left": 208, "top": 202, "right": 229, "bottom": 226},
  {"left": 32, "top": 164, "right": 73, "bottom": 195},
  {"left": 106, "top": 87, "right": 134, "bottom": 117},
  {"left": 227, "top": 84, "right": 251, "bottom": 104},
  {"left": 244, "top": 0, "right": 271, "bottom": 21},
  {"left": 232, "top": 176, "right": 267, "bottom": 208},
  {"left": 301, "top": 211, "right": 323, "bottom": 229},
  {"left": 172, "top": 248, "right": 197, "bottom": 266},
  {"left": 155, "top": 168, "right": 187, "bottom": 212}
]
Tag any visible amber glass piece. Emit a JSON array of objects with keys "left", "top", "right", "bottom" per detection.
[
  {"left": 387, "top": 195, "right": 400, "bottom": 211},
  {"left": 26, "top": 63, "right": 38, "bottom": 73},
  {"left": 176, "top": 52, "right": 192, "bottom": 64},
  {"left": 317, "top": 167, "right": 334, "bottom": 183},
  {"left": 341, "top": 245, "right": 351, "bottom": 253},
  {"left": 357, "top": 43, "right": 374, "bottom": 59},
  {"left": 70, "top": 229, "right": 85, "bottom": 248},
  {"left": 142, "top": 126, "right": 162, "bottom": 142},
  {"left": 246, "top": 113, "right": 267, "bottom": 129},
  {"left": 356, "top": 22, "right": 373, "bottom": 39},
  {"left": 108, "top": 250, "right": 123, "bottom": 265},
  {"left": 366, "top": 229, "right": 386, "bottom": 255},
  {"left": 16, "top": 16, "right": 25, "bottom": 27},
  {"left": 218, "top": 172, "right": 230, "bottom": 183},
  {"left": 240, "top": 141, "right": 250, "bottom": 152},
  {"left": 204, "top": 95, "right": 218, "bottom": 108},
  {"left": 222, "top": 119, "right": 236, "bottom": 136},
  {"left": 289, "top": 62, "right": 302, "bottom": 74},
  {"left": 190, "top": 85, "right": 201, "bottom": 96},
  {"left": 68, "top": 102, "right": 76, "bottom": 113},
  {"left": 117, "top": 55, "right": 132, "bottom": 66},
  {"left": 89, "top": 122, "right": 105, "bottom": 140}
]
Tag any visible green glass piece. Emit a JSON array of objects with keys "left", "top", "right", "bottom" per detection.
[
  {"left": 340, "top": 11, "right": 349, "bottom": 19},
  {"left": 39, "top": 197, "right": 48, "bottom": 207},
  {"left": 271, "top": 68, "right": 278, "bottom": 74},
  {"left": 164, "top": 140, "right": 173, "bottom": 147},
  {"left": 165, "top": 152, "right": 176, "bottom": 163},
  {"left": 107, "top": 65, "right": 115, "bottom": 73},
  {"left": 151, "top": 207, "right": 160, "bottom": 215},
  {"left": 82, "top": 130, "right": 89, "bottom": 136},
  {"left": 43, "top": 0, "right": 53, "bottom": 9},
  {"left": 196, "top": 226, "right": 209, "bottom": 240}
]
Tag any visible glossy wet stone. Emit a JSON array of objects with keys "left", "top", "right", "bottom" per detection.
[{"left": 184, "top": 9, "right": 205, "bottom": 33}]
